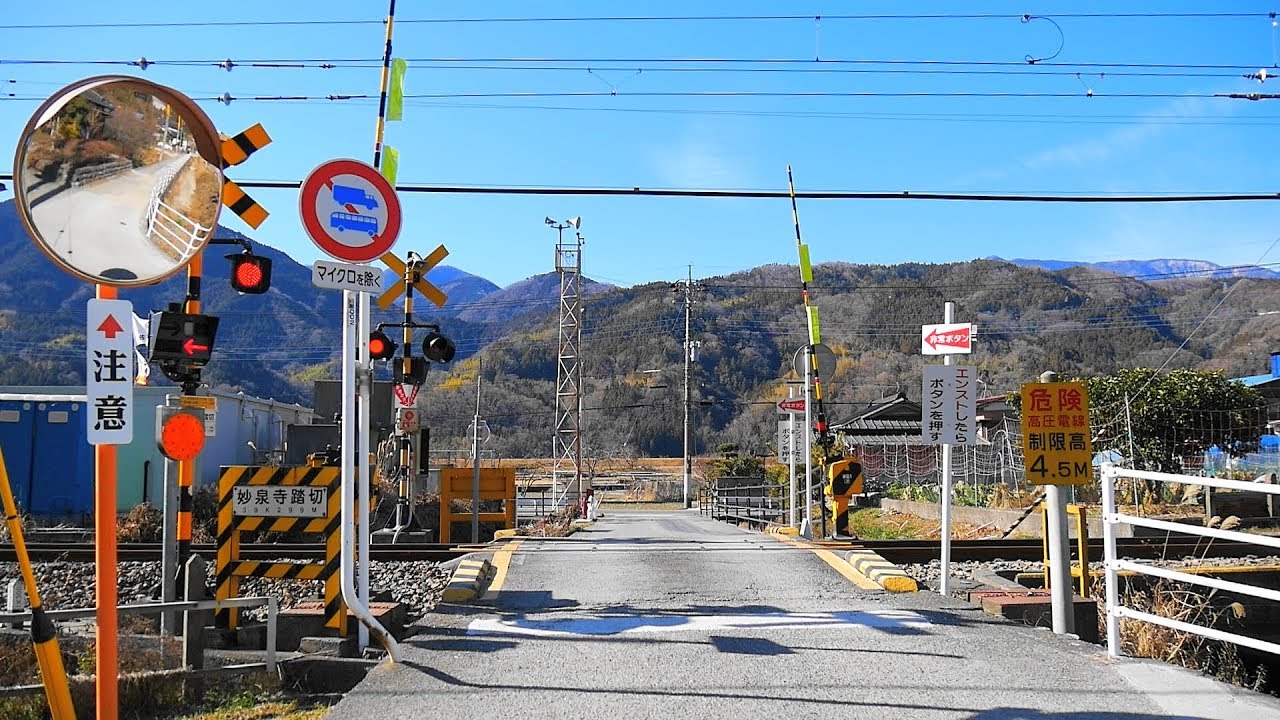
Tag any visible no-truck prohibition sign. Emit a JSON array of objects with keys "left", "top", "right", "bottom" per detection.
[{"left": 299, "top": 159, "right": 402, "bottom": 263}]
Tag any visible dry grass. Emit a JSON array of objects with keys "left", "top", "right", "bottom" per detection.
[{"left": 1103, "top": 578, "right": 1269, "bottom": 692}]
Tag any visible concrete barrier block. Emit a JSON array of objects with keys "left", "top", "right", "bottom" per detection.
[
  {"left": 843, "top": 550, "right": 919, "bottom": 592},
  {"left": 441, "top": 559, "right": 496, "bottom": 603}
]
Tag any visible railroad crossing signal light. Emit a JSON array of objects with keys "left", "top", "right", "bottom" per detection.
[
  {"left": 369, "top": 330, "right": 398, "bottom": 361},
  {"left": 421, "top": 331, "right": 456, "bottom": 364},
  {"left": 394, "top": 357, "right": 429, "bottom": 386},
  {"left": 156, "top": 406, "right": 206, "bottom": 461},
  {"left": 149, "top": 311, "right": 219, "bottom": 367},
  {"left": 228, "top": 252, "right": 272, "bottom": 294}
]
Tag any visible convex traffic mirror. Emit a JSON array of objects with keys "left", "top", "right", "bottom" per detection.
[{"left": 13, "top": 76, "right": 223, "bottom": 286}]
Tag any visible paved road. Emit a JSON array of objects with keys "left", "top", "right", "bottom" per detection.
[
  {"left": 25, "top": 155, "right": 190, "bottom": 282},
  {"left": 328, "top": 510, "right": 1280, "bottom": 719}
]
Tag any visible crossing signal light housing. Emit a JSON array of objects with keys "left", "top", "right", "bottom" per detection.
[
  {"left": 228, "top": 252, "right": 272, "bottom": 294},
  {"left": 149, "top": 311, "right": 219, "bottom": 367},
  {"left": 394, "top": 357, "right": 429, "bottom": 386},
  {"left": 421, "top": 331, "right": 456, "bottom": 364},
  {"left": 156, "top": 406, "right": 206, "bottom": 461},
  {"left": 369, "top": 330, "right": 398, "bottom": 361}
]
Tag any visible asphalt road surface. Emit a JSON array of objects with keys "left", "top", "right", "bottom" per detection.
[
  {"left": 327, "top": 510, "right": 1280, "bottom": 719},
  {"left": 26, "top": 155, "right": 189, "bottom": 282}
]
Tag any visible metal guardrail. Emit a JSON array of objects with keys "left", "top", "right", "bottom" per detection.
[
  {"left": 1101, "top": 463, "right": 1280, "bottom": 660},
  {"left": 0, "top": 595, "right": 278, "bottom": 674},
  {"left": 702, "top": 478, "right": 787, "bottom": 526},
  {"left": 70, "top": 159, "right": 132, "bottom": 186},
  {"left": 146, "top": 156, "right": 211, "bottom": 263}
]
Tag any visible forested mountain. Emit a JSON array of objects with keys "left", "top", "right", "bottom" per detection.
[{"left": 2, "top": 199, "right": 1276, "bottom": 459}]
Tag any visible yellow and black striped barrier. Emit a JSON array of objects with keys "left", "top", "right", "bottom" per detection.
[{"left": 215, "top": 465, "right": 345, "bottom": 636}]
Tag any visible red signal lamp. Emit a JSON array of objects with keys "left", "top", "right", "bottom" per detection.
[
  {"left": 228, "top": 252, "right": 272, "bottom": 294},
  {"left": 156, "top": 407, "right": 206, "bottom": 461},
  {"left": 369, "top": 330, "right": 398, "bottom": 361}
]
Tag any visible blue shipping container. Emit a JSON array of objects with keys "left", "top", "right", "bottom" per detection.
[{"left": 0, "top": 398, "right": 93, "bottom": 519}]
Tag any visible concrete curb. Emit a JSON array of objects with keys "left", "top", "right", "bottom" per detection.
[
  {"left": 493, "top": 528, "right": 519, "bottom": 541},
  {"left": 441, "top": 558, "right": 497, "bottom": 603},
  {"left": 765, "top": 526, "right": 800, "bottom": 536},
  {"left": 842, "top": 550, "right": 918, "bottom": 593}
]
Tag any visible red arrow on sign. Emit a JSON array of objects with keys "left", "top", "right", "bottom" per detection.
[
  {"left": 183, "top": 337, "right": 209, "bottom": 355},
  {"left": 777, "top": 398, "right": 806, "bottom": 412},
  {"left": 96, "top": 315, "right": 124, "bottom": 339},
  {"left": 923, "top": 326, "right": 971, "bottom": 351}
]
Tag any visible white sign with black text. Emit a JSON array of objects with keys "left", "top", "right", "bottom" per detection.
[
  {"left": 232, "top": 485, "right": 328, "bottom": 518},
  {"left": 86, "top": 298, "right": 135, "bottom": 445},
  {"left": 777, "top": 420, "right": 808, "bottom": 464},
  {"left": 311, "top": 259, "right": 385, "bottom": 294},
  {"left": 922, "top": 365, "right": 977, "bottom": 445}
]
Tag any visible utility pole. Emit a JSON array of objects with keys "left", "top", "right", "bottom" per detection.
[{"left": 672, "top": 266, "right": 703, "bottom": 508}]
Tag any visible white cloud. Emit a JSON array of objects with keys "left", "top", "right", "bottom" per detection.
[{"left": 650, "top": 125, "right": 755, "bottom": 189}]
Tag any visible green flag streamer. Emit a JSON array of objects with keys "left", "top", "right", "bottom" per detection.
[
  {"left": 387, "top": 58, "right": 407, "bottom": 121},
  {"left": 381, "top": 145, "right": 400, "bottom": 186}
]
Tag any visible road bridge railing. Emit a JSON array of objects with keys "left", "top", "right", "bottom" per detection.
[
  {"left": 1101, "top": 463, "right": 1280, "bottom": 660},
  {"left": 705, "top": 477, "right": 786, "bottom": 527}
]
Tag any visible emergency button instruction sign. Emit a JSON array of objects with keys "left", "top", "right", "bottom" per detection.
[
  {"left": 1020, "top": 381, "right": 1093, "bottom": 485},
  {"left": 86, "top": 298, "right": 134, "bottom": 445},
  {"left": 922, "top": 365, "right": 976, "bottom": 445}
]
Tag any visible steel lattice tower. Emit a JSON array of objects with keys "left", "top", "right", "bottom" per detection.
[{"left": 550, "top": 223, "right": 584, "bottom": 505}]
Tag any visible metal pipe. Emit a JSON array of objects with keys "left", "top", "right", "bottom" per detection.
[
  {"left": 1045, "top": 484, "right": 1075, "bottom": 635},
  {"left": 939, "top": 301, "right": 954, "bottom": 597},
  {"left": 340, "top": 290, "right": 400, "bottom": 661}
]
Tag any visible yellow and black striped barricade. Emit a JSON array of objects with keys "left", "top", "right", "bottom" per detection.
[
  {"left": 215, "top": 466, "right": 345, "bottom": 636},
  {"left": 438, "top": 467, "right": 516, "bottom": 543}
]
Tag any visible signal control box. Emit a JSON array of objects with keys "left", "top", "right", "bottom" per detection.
[{"left": 827, "top": 457, "right": 864, "bottom": 499}]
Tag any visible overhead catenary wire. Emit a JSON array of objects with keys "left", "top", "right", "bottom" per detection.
[{"left": 0, "top": 11, "right": 1271, "bottom": 31}]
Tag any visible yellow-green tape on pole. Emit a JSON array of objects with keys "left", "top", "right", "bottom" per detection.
[
  {"left": 381, "top": 146, "right": 400, "bottom": 186},
  {"left": 387, "top": 58, "right": 407, "bottom": 121},
  {"left": 798, "top": 244, "right": 813, "bottom": 283},
  {"left": 807, "top": 306, "right": 821, "bottom": 344},
  {"left": 0, "top": 446, "right": 75, "bottom": 719}
]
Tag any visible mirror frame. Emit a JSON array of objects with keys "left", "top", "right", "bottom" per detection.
[{"left": 12, "top": 75, "right": 224, "bottom": 287}]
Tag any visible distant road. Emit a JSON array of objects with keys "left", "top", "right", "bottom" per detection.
[{"left": 26, "top": 155, "right": 188, "bottom": 282}]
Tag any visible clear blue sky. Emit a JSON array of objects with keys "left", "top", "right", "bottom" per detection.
[{"left": 4, "top": 1, "right": 1280, "bottom": 288}]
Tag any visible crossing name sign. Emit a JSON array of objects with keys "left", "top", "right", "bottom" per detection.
[
  {"left": 922, "top": 323, "right": 973, "bottom": 355},
  {"left": 86, "top": 299, "right": 134, "bottom": 445},
  {"left": 1020, "top": 381, "right": 1093, "bottom": 485}
]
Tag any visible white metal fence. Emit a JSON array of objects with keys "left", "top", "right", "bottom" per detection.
[
  {"left": 1100, "top": 462, "right": 1280, "bottom": 659},
  {"left": 145, "top": 156, "right": 212, "bottom": 263}
]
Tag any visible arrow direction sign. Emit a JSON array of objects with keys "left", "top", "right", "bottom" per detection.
[
  {"left": 86, "top": 299, "right": 134, "bottom": 445},
  {"left": 777, "top": 398, "right": 806, "bottom": 414},
  {"left": 921, "top": 323, "right": 974, "bottom": 355},
  {"left": 183, "top": 337, "right": 210, "bottom": 356},
  {"left": 96, "top": 314, "right": 125, "bottom": 339}
]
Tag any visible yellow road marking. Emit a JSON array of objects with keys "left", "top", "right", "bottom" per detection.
[
  {"left": 483, "top": 540, "right": 523, "bottom": 597},
  {"left": 768, "top": 534, "right": 882, "bottom": 591}
]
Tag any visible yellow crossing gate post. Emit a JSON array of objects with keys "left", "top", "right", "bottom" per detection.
[
  {"left": 438, "top": 467, "right": 515, "bottom": 544},
  {"left": 216, "top": 466, "right": 346, "bottom": 636},
  {"left": 1040, "top": 502, "right": 1091, "bottom": 597}
]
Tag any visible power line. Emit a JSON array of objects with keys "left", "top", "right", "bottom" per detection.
[{"left": 0, "top": 11, "right": 1268, "bottom": 31}]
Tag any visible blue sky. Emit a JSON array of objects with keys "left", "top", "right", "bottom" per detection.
[{"left": 4, "top": 1, "right": 1280, "bottom": 288}]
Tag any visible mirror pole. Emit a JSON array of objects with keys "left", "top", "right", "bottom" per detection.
[{"left": 95, "top": 283, "right": 120, "bottom": 719}]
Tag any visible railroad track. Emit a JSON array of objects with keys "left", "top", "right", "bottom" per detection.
[
  {"left": 0, "top": 542, "right": 479, "bottom": 563},
  {"left": 1, "top": 536, "right": 1258, "bottom": 565}
]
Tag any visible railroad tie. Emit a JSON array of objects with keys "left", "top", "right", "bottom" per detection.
[{"left": 844, "top": 550, "right": 918, "bottom": 593}]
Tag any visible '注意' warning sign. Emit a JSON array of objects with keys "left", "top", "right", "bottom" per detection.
[{"left": 1020, "top": 382, "right": 1093, "bottom": 485}]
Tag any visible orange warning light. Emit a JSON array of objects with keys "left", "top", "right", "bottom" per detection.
[{"left": 157, "top": 408, "right": 206, "bottom": 461}]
